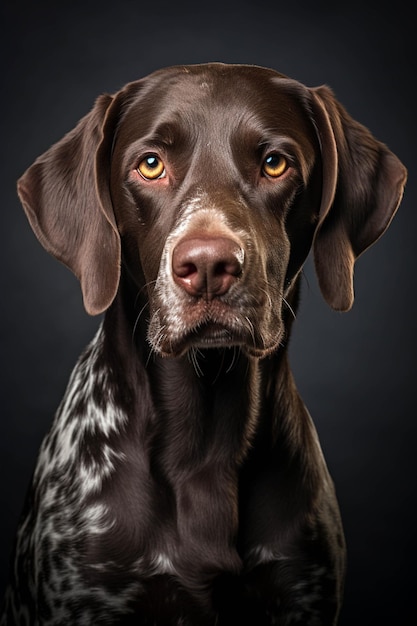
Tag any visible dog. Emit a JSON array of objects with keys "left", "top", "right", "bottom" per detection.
[{"left": 1, "top": 63, "right": 406, "bottom": 625}]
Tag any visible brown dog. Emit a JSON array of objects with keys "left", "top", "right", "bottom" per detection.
[{"left": 1, "top": 63, "right": 406, "bottom": 625}]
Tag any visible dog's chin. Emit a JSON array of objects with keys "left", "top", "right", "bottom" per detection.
[{"left": 149, "top": 322, "right": 282, "bottom": 360}]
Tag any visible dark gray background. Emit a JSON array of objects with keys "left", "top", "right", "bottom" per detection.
[{"left": 1, "top": 1, "right": 415, "bottom": 624}]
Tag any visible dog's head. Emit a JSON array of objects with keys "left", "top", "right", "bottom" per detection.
[{"left": 18, "top": 64, "right": 406, "bottom": 358}]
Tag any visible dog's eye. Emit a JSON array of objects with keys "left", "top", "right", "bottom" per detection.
[
  {"left": 137, "top": 155, "right": 166, "bottom": 180},
  {"left": 262, "top": 154, "right": 288, "bottom": 178}
]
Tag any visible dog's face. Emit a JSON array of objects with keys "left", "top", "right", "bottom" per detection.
[
  {"left": 110, "top": 66, "right": 321, "bottom": 357},
  {"left": 17, "top": 64, "right": 406, "bottom": 358}
]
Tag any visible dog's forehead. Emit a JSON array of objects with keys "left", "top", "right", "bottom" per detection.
[
  {"left": 119, "top": 64, "right": 314, "bottom": 141},
  {"left": 138, "top": 63, "right": 286, "bottom": 96}
]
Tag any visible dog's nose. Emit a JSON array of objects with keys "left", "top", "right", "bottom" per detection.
[{"left": 172, "top": 236, "right": 243, "bottom": 300}]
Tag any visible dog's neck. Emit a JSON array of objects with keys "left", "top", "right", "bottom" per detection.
[{"left": 84, "top": 273, "right": 322, "bottom": 576}]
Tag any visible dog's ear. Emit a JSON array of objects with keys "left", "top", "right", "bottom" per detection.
[
  {"left": 310, "top": 86, "right": 407, "bottom": 311},
  {"left": 17, "top": 93, "right": 123, "bottom": 315}
]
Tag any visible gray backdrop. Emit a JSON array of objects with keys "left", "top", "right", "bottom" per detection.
[{"left": 1, "top": 1, "right": 415, "bottom": 624}]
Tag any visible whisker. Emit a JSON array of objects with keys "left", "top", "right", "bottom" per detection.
[
  {"left": 259, "top": 286, "right": 273, "bottom": 311},
  {"left": 282, "top": 297, "right": 296, "bottom": 320},
  {"left": 244, "top": 316, "right": 257, "bottom": 351},
  {"left": 132, "top": 301, "right": 150, "bottom": 343},
  {"left": 133, "top": 279, "right": 157, "bottom": 308},
  {"left": 226, "top": 346, "right": 238, "bottom": 374},
  {"left": 145, "top": 320, "right": 166, "bottom": 368},
  {"left": 188, "top": 348, "right": 204, "bottom": 377},
  {"left": 260, "top": 278, "right": 296, "bottom": 321},
  {"left": 131, "top": 280, "right": 158, "bottom": 343},
  {"left": 145, "top": 337, "right": 159, "bottom": 368},
  {"left": 145, "top": 348, "right": 155, "bottom": 369}
]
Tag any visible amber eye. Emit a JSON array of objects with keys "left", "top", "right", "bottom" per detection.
[
  {"left": 262, "top": 154, "right": 288, "bottom": 178},
  {"left": 137, "top": 155, "right": 166, "bottom": 180}
]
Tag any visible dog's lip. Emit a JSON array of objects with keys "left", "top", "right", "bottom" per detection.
[
  {"left": 189, "top": 322, "right": 243, "bottom": 346},
  {"left": 175, "top": 322, "right": 281, "bottom": 359},
  {"left": 153, "top": 318, "right": 281, "bottom": 359}
]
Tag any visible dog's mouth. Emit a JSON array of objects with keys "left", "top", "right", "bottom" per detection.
[
  {"left": 194, "top": 324, "right": 282, "bottom": 357},
  {"left": 148, "top": 307, "right": 283, "bottom": 359},
  {"left": 188, "top": 321, "right": 245, "bottom": 348}
]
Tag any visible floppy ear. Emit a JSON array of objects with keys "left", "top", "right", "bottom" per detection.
[
  {"left": 17, "top": 93, "right": 122, "bottom": 315},
  {"left": 310, "top": 85, "right": 407, "bottom": 311}
]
